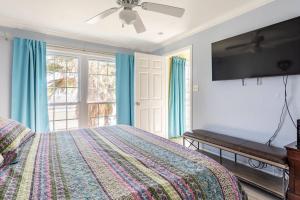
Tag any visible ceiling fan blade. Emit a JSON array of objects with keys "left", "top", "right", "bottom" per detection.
[
  {"left": 86, "top": 7, "right": 120, "bottom": 24},
  {"left": 133, "top": 12, "right": 146, "bottom": 33},
  {"left": 141, "top": 2, "right": 185, "bottom": 17},
  {"left": 226, "top": 43, "right": 253, "bottom": 50}
]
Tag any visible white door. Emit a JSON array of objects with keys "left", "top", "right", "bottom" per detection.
[{"left": 134, "top": 52, "right": 166, "bottom": 138}]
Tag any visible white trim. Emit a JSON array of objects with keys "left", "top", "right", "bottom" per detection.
[
  {"left": 164, "top": 45, "right": 193, "bottom": 58},
  {"left": 47, "top": 44, "right": 115, "bottom": 58},
  {"left": 0, "top": 14, "right": 130, "bottom": 51},
  {"left": 151, "top": 0, "right": 274, "bottom": 52},
  {"left": 86, "top": 56, "right": 115, "bottom": 65},
  {"left": 0, "top": 0, "right": 273, "bottom": 53}
]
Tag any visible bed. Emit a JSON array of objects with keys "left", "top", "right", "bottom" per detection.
[{"left": 0, "top": 125, "right": 247, "bottom": 200}]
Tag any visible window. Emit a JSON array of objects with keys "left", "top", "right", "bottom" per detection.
[
  {"left": 87, "top": 60, "right": 116, "bottom": 127},
  {"left": 47, "top": 55, "right": 80, "bottom": 131},
  {"left": 46, "top": 50, "right": 116, "bottom": 131}
]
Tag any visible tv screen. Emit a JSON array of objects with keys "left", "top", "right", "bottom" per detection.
[{"left": 212, "top": 16, "right": 300, "bottom": 81}]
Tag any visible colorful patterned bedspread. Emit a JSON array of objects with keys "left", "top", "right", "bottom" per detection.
[{"left": 0, "top": 125, "right": 246, "bottom": 200}]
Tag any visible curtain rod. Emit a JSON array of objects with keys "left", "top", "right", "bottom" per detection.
[
  {"left": 47, "top": 44, "right": 115, "bottom": 57},
  {"left": 0, "top": 32, "right": 116, "bottom": 57}
]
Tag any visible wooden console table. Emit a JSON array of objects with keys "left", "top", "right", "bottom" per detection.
[
  {"left": 285, "top": 142, "right": 300, "bottom": 200},
  {"left": 184, "top": 130, "right": 289, "bottom": 199}
]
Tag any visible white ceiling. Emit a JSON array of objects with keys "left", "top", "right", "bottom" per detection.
[{"left": 0, "top": 0, "right": 273, "bottom": 52}]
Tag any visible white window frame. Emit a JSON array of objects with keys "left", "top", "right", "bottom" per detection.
[
  {"left": 86, "top": 56, "right": 117, "bottom": 127},
  {"left": 46, "top": 51, "right": 81, "bottom": 131},
  {"left": 47, "top": 47, "right": 115, "bottom": 131}
]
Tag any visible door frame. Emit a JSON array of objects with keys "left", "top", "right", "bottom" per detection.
[{"left": 164, "top": 45, "right": 193, "bottom": 137}]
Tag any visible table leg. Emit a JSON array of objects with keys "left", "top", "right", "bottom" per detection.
[
  {"left": 235, "top": 154, "right": 237, "bottom": 165},
  {"left": 282, "top": 169, "right": 286, "bottom": 200},
  {"left": 219, "top": 149, "right": 223, "bottom": 164}
]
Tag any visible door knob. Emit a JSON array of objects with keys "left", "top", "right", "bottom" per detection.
[{"left": 136, "top": 102, "right": 140, "bottom": 106}]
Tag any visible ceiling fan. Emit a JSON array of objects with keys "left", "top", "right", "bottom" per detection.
[
  {"left": 86, "top": 0, "right": 185, "bottom": 33},
  {"left": 226, "top": 31, "right": 265, "bottom": 52}
]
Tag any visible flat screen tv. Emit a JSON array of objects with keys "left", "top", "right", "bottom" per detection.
[{"left": 212, "top": 16, "right": 300, "bottom": 81}]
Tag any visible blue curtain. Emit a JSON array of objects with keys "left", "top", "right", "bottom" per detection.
[
  {"left": 169, "top": 56, "right": 186, "bottom": 138},
  {"left": 11, "top": 38, "right": 49, "bottom": 132},
  {"left": 116, "top": 53, "right": 134, "bottom": 125}
]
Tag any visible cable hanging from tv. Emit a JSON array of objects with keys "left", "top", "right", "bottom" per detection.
[
  {"left": 248, "top": 75, "right": 297, "bottom": 170},
  {"left": 267, "top": 75, "right": 297, "bottom": 146}
]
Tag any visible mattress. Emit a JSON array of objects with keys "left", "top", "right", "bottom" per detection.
[{"left": 0, "top": 125, "right": 246, "bottom": 200}]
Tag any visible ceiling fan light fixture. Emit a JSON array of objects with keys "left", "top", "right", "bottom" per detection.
[{"left": 119, "top": 9, "right": 137, "bottom": 25}]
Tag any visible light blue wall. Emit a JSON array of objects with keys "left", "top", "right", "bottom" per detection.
[
  {"left": 0, "top": 27, "right": 134, "bottom": 118},
  {"left": 154, "top": 0, "right": 300, "bottom": 147}
]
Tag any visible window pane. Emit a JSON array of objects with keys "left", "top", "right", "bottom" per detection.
[
  {"left": 89, "top": 118, "right": 98, "bottom": 128},
  {"left": 54, "top": 105, "right": 66, "bottom": 120},
  {"left": 47, "top": 72, "right": 55, "bottom": 84},
  {"left": 48, "top": 89, "right": 55, "bottom": 104},
  {"left": 111, "top": 104, "right": 116, "bottom": 116},
  {"left": 88, "top": 103, "right": 116, "bottom": 128},
  {"left": 98, "top": 117, "right": 105, "bottom": 126},
  {"left": 47, "top": 54, "right": 80, "bottom": 132},
  {"left": 49, "top": 121, "right": 54, "bottom": 131},
  {"left": 54, "top": 73, "right": 66, "bottom": 88},
  {"left": 109, "top": 116, "right": 116, "bottom": 126},
  {"left": 67, "top": 58, "right": 79, "bottom": 72},
  {"left": 106, "top": 76, "right": 115, "bottom": 89},
  {"left": 67, "top": 105, "right": 79, "bottom": 119},
  {"left": 54, "top": 88, "right": 66, "bottom": 103},
  {"left": 98, "top": 62, "right": 107, "bottom": 75},
  {"left": 55, "top": 56, "right": 67, "bottom": 71},
  {"left": 108, "top": 88, "right": 116, "bottom": 101},
  {"left": 89, "top": 60, "right": 98, "bottom": 74},
  {"left": 48, "top": 58, "right": 64, "bottom": 73},
  {"left": 88, "top": 89, "right": 98, "bottom": 103},
  {"left": 55, "top": 120, "right": 67, "bottom": 131},
  {"left": 88, "top": 75, "right": 98, "bottom": 89},
  {"left": 68, "top": 119, "right": 78, "bottom": 129},
  {"left": 99, "top": 103, "right": 114, "bottom": 117},
  {"left": 99, "top": 116, "right": 115, "bottom": 126},
  {"left": 98, "top": 91, "right": 106, "bottom": 102},
  {"left": 97, "top": 76, "right": 105, "bottom": 91},
  {"left": 87, "top": 59, "right": 116, "bottom": 128},
  {"left": 107, "top": 65, "right": 115, "bottom": 75},
  {"left": 67, "top": 73, "right": 78, "bottom": 87},
  {"left": 88, "top": 104, "right": 99, "bottom": 118},
  {"left": 67, "top": 88, "right": 78, "bottom": 103},
  {"left": 48, "top": 106, "right": 54, "bottom": 121},
  {"left": 47, "top": 55, "right": 54, "bottom": 61}
]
